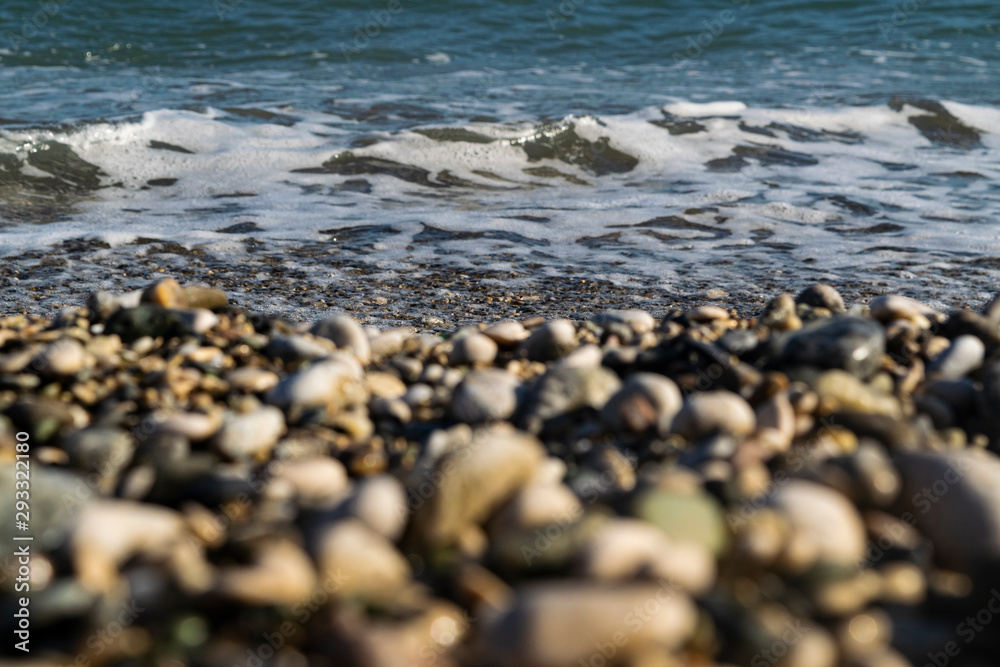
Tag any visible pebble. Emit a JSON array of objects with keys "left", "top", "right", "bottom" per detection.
[
  {"left": 154, "top": 410, "right": 222, "bottom": 441},
  {"left": 520, "top": 365, "right": 621, "bottom": 434},
  {"left": 60, "top": 427, "right": 133, "bottom": 491},
  {"left": 451, "top": 368, "right": 520, "bottom": 423},
  {"left": 600, "top": 372, "right": 682, "bottom": 436},
  {"left": 345, "top": 475, "right": 409, "bottom": 541},
  {"left": 140, "top": 277, "right": 186, "bottom": 308},
  {"left": 796, "top": 283, "right": 846, "bottom": 313},
  {"left": 71, "top": 499, "right": 211, "bottom": 595},
  {"left": 272, "top": 457, "right": 350, "bottom": 508},
  {"left": 633, "top": 487, "right": 729, "bottom": 556},
  {"left": 813, "top": 370, "right": 902, "bottom": 418},
  {"left": 485, "top": 582, "right": 697, "bottom": 667},
  {"left": 783, "top": 315, "right": 885, "bottom": 380},
  {"left": 927, "top": 334, "right": 984, "bottom": 380},
  {"left": 264, "top": 334, "right": 334, "bottom": 363},
  {"left": 311, "top": 314, "right": 372, "bottom": 365},
  {"left": 767, "top": 480, "right": 867, "bottom": 570},
  {"left": 182, "top": 285, "right": 228, "bottom": 311},
  {"left": 869, "top": 295, "right": 939, "bottom": 327},
  {"left": 489, "top": 482, "right": 582, "bottom": 537},
  {"left": 265, "top": 353, "right": 364, "bottom": 410},
  {"left": 685, "top": 305, "right": 730, "bottom": 324},
  {"left": 672, "top": 390, "right": 756, "bottom": 440},
  {"left": 484, "top": 320, "right": 530, "bottom": 347},
  {"left": 755, "top": 390, "right": 796, "bottom": 454},
  {"left": 216, "top": 539, "right": 317, "bottom": 606},
  {"left": 449, "top": 332, "right": 498, "bottom": 366},
  {"left": 893, "top": 449, "right": 1000, "bottom": 577},
  {"left": 366, "top": 371, "right": 408, "bottom": 398},
  {"left": 226, "top": 367, "right": 280, "bottom": 393},
  {"left": 759, "top": 293, "right": 802, "bottom": 331},
  {"left": 590, "top": 309, "right": 656, "bottom": 334},
  {"left": 575, "top": 519, "right": 716, "bottom": 595},
  {"left": 411, "top": 424, "right": 545, "bottom": 547},
  {"left": 369, "top": 327, "right": 412, "bottom": 358},
  {"left": 34, "top": 338, "right": 87, "bottom": 376},
  {"left": 314, "top": 519, "right": 411, "bottom": 603},
  {"left": 518, "top": 319, "right": 577, "bottom": 361},
  {"left": 213, "top": 406, "right": 287, "bottom": 460}
]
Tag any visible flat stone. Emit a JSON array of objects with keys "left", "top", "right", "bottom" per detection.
[
  {"left": 590, "top": 309, "right": 656, "bottom": 334},
  {"left": 484, "top": 320, "right": 529, "bottom": 347}
]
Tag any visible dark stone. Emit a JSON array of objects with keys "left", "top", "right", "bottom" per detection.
[
  {"left": 796, "top": 284, "right": 846, "bottom": 313},
  {"left": 105, "top": 305, "right": 187, "bottom": 343},
  {"left": 781, "top": 316, "right": 884, "bottom": 380}
]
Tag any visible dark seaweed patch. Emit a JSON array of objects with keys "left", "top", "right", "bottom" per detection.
[
  {"left": 515, "top": 123, "right": 638, "bottom": 175},
  {"left": 149, "top": 141, "right": 195, "bottom": 154},
  {"left": 766, "top": 122, "right": 864, "bottom": 144},
  {"left": 649, "top": 118, "right": 706, "bottom": 135},
  {"left": 830, "top": 223, "right": 905, "bottom": 235},
  {"left": 295, "top": 152, "right": 444, "bottom": 188},
  {"left": 732, "top": 144, "right": 819, "bottom": 167},
  {"left": 888, "top": 97, "right": 982, "bottom": 150},
  {"left": 413, "top": 128, "right": 495, "bottom": 144},
  {"left": 706, "top": 155, "right": 748, "bottom": 173},
  {"left": 216, "top": 222, "right": 262, "bottom": 234},
  {"left": 611, "top": 215, "right": 731, "bottom": 239},
  {"left": 412, "top": 223, "right": 549, "bottom": 247}
]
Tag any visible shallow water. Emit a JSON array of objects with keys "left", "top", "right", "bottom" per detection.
[{"left": 1, "top": 0, "right": 998, "bottom": 319}]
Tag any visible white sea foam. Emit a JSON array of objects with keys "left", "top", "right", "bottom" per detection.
[{"left": 1, "top": 100, "right": 998, "bottom": 307}]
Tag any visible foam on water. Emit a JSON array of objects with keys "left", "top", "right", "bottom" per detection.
[{"left": 1, "top": 97, "right": 999, "bottom": 312}]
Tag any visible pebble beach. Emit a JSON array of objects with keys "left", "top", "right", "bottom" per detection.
[{"left": 5, "top": 277, "right": 1000, "bottom": 666}]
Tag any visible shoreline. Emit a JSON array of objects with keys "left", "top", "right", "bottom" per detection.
[{"left": 3, "top": 277, "right": 1000, "bottom": 665}]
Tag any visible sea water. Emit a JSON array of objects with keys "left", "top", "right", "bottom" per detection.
[{"left": 1, "top": 0, "right": 998, "bottom": 316}]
